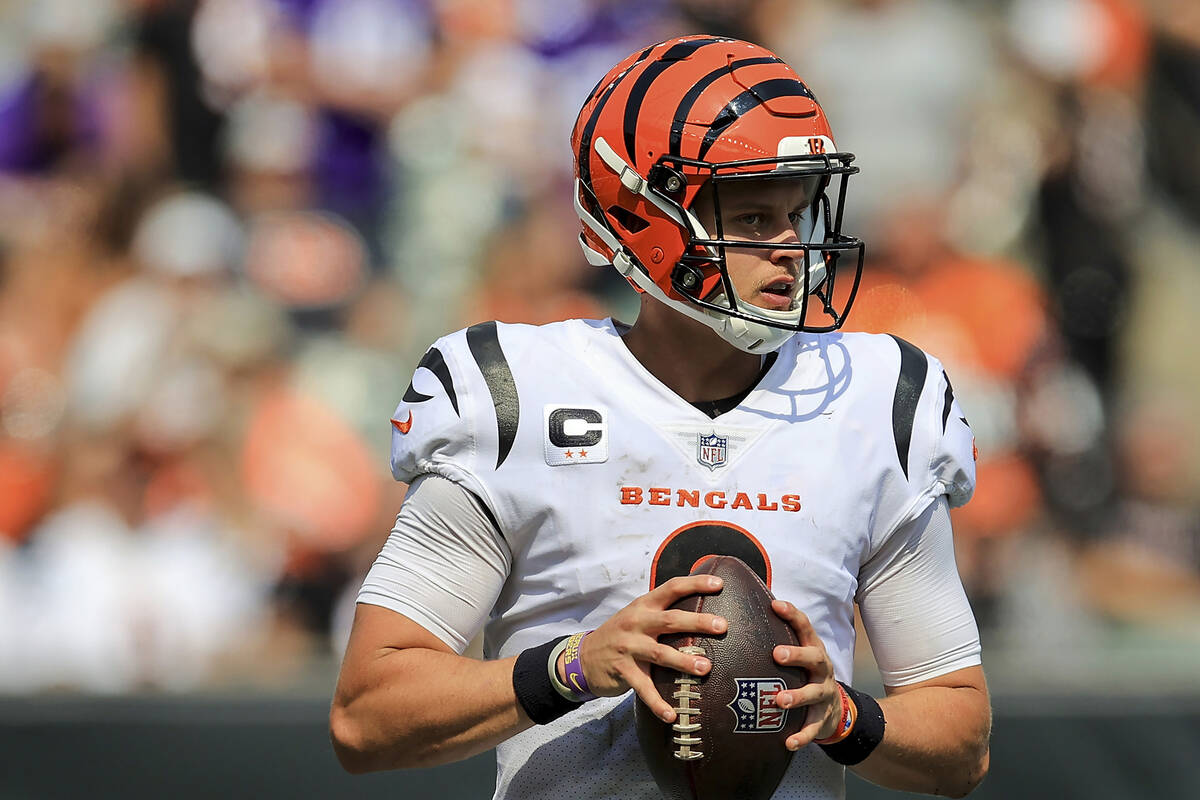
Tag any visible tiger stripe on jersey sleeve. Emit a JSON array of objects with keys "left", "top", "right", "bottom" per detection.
[
  {"left": 866, "top": 333, "right": 977, "bottom": 555},
  {"left": 931, "top": 366, "right": 976, "bottom": 509},
  {"left": 888, "top": 334, "right": 928, "bottom": 480},
  {"left": 940, "top": 369, "right": 954, "bottom": 433},
  {"left": 466, "top": 321, "right": 520, "bottom": 470},
  {"left": 403, "top": 346, "right": 460, "bottom": 415}
]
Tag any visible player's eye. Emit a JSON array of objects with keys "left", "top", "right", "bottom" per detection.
[
  {"left": 733, "top": 212, "right": 764, "bottom": 228},
  {"left": 789, "top": 207, "right": 812, "bottom": 232}
]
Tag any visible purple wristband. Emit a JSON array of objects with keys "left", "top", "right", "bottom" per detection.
[{"left": 562, "top": 631, "right": 595, "bottom": 700}]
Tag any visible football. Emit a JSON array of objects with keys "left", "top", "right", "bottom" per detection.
[{"left": 635, "top": 555, "right": 809, "bottom": 800}]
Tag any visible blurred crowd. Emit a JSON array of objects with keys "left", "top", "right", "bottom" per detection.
[{"left": 0, "top": 0, "right": 1198, "bottom": 694}]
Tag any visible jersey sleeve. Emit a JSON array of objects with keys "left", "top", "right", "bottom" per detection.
[
  {"left": 872, "top": 336, "right": 977, "bottom": 554},
  {"left": 389, "top": 330, "right": 499, "bottom": 516},
  {"left": 922, "top": 357, "right": 976, "bottom": 510}
]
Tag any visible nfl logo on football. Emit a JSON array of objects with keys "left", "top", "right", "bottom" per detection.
[
  {"left": 697, "top": 432, "right": 728, "bottom": 471},
  {"left": 730, "top": 678, "right": 787, "bottom": 733}
]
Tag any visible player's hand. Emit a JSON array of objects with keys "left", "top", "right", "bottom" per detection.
[
  {"left": 770, "top": 599, "right": 842, "bottom": 750},
  {"left": 575, "top": 575, "right": 727, "bottom": 723}
]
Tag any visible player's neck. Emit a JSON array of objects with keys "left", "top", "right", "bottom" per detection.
[{"left": 621, "top": 302, "right": 765, "bottom": 404}]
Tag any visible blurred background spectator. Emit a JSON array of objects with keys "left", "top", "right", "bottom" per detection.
[{"left": 0, "top": 0, "right": 1198, "bottom": 697}]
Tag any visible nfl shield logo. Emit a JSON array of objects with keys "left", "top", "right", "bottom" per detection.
[
  {"left": 729, "top": 678, "right": 787, "bottom": 733},
  {"left": 697, "top": 432, "right": 728, "bottom": 471}
]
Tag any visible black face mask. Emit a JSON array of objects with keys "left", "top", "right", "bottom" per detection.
[{"left": 656, "top": 155, "right": 867, "bottom": 336}]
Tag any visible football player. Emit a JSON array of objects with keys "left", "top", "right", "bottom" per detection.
[{"left": 331, "top": 36, "right": 990, "bottom": 799}]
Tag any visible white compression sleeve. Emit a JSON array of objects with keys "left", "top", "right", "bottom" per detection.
[
  {"left": 357, "top": 473, "right": 512, "bottom": 653},
  {"left": 856, "top": 495, "right": 982, "bottom": 687}
]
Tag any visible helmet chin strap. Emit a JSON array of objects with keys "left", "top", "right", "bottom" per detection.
[
  {"left": 580, "top": 236, "right": 792, "bottom": 355},
  {"left": 611, "top": 248, "right": 793, "bottom": 354},
  {"left": 573, "top": 155, "right": 799, "bottom": 354},
  {"left": 574, "top": 179, "right": 794, "bottom": 353}
]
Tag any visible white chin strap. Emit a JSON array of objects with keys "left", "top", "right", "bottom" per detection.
[{"left": 578, "top": 233, "right": 794, "bottom": 355}]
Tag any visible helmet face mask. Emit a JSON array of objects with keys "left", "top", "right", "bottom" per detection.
[
  {"left": 572, "top": 36, "right": 866, "bottom": 353},
  {"left": 660, "top": 154, "right": 864, "bottom": 336}
]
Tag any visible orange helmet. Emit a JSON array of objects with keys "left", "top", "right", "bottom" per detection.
[{"left": 571, "top": 35, "right": 865, "bottom": 352}]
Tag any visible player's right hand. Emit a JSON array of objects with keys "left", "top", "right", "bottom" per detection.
[{"left": 573, "top": 575, "right": 728, "bottom": 723}]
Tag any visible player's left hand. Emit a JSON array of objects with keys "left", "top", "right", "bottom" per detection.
[{"left": 770, "top": 599, "right": 843, "bottom": 751}]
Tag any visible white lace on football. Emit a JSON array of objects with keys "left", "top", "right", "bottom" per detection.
[{"left": 672, "top": 645, "right": 707, "bottom": 761}]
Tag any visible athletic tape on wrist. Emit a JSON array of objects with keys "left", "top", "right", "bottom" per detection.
[
  {"left": 513, "top": 636, "right": 584, "bottom": 724},
  {"left": 817, "top": 682, "right": 885, "bottom": 765}
]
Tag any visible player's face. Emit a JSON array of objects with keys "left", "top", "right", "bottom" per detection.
[{"left": 690, "top": 176, "right": 820, "bottom": 312}]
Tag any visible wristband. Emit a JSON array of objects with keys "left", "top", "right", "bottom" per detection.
[
  {"left": 559, "top": 631, "right": 596, "bottom": 700},
  {"left": 513, "top": 636, "right": 584, "bottom": 724},
  {"left": 818, "top": 682, "right": 885, "bottom": 765},
  {"left": 814, "top": 682, "right": 856, "bottom": 745}
]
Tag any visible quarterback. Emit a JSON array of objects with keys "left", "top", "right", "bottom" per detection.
[{"left": 331, "top": 36, "right": 991, "bottom": 799}]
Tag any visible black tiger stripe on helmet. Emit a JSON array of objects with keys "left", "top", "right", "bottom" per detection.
[
  {"left": 620, "top": 37, "right": 730, "bottom": 170},
  {"left": 667, "top": 56, "right": 785, "bottom": 158},
  {"left": 574, "top": 43, "right": 659, "bottom": 200},
  {"left": 695, "top": 78, "right": 818, "bottom": 161},
  {"left": 578, "top": 38, "right": 735, "bottom": 196}
]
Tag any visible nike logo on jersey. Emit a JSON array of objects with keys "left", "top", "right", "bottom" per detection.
[{"left": 391, "top": 412, "right": 413, "bottom": 434}]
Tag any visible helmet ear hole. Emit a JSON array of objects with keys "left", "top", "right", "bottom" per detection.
[{"left": 607, "top": 205, "right": 650, "bottom": 234}]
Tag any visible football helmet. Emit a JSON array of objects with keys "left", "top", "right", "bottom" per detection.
[{"left": 572, "top": 36, "right": 865, "bottom": 353}]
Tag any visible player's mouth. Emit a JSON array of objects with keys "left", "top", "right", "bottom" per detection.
[{"left": 757, "top": 276, "right": 796, "bottom": 309}]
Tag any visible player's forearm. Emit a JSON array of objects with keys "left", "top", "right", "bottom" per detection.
[
  {"left": 330, "top": 648, "right": 531, "bottom": 772},
  {"left": 849, "top": 682, "right": 991, "bottom": 798}
]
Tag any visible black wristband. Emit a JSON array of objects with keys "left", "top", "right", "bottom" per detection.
[
  {"left": 512, "top": 636, "right": 585, "bottom": 724},
  {"left": 818, "top": 682, "right": 886, "bottom": 765}
]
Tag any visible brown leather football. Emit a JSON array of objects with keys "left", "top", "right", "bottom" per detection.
[{"left": 635, "top": 555, "right": 809, "bottom": 800}]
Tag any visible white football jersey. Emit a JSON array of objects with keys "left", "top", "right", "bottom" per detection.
[{"left": 386, "top": 318, "right": 976, "bottom": 799}]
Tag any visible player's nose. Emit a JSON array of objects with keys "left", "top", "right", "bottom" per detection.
[{"left": 768, "top": 224, "right": 802, "bottom": 269}]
